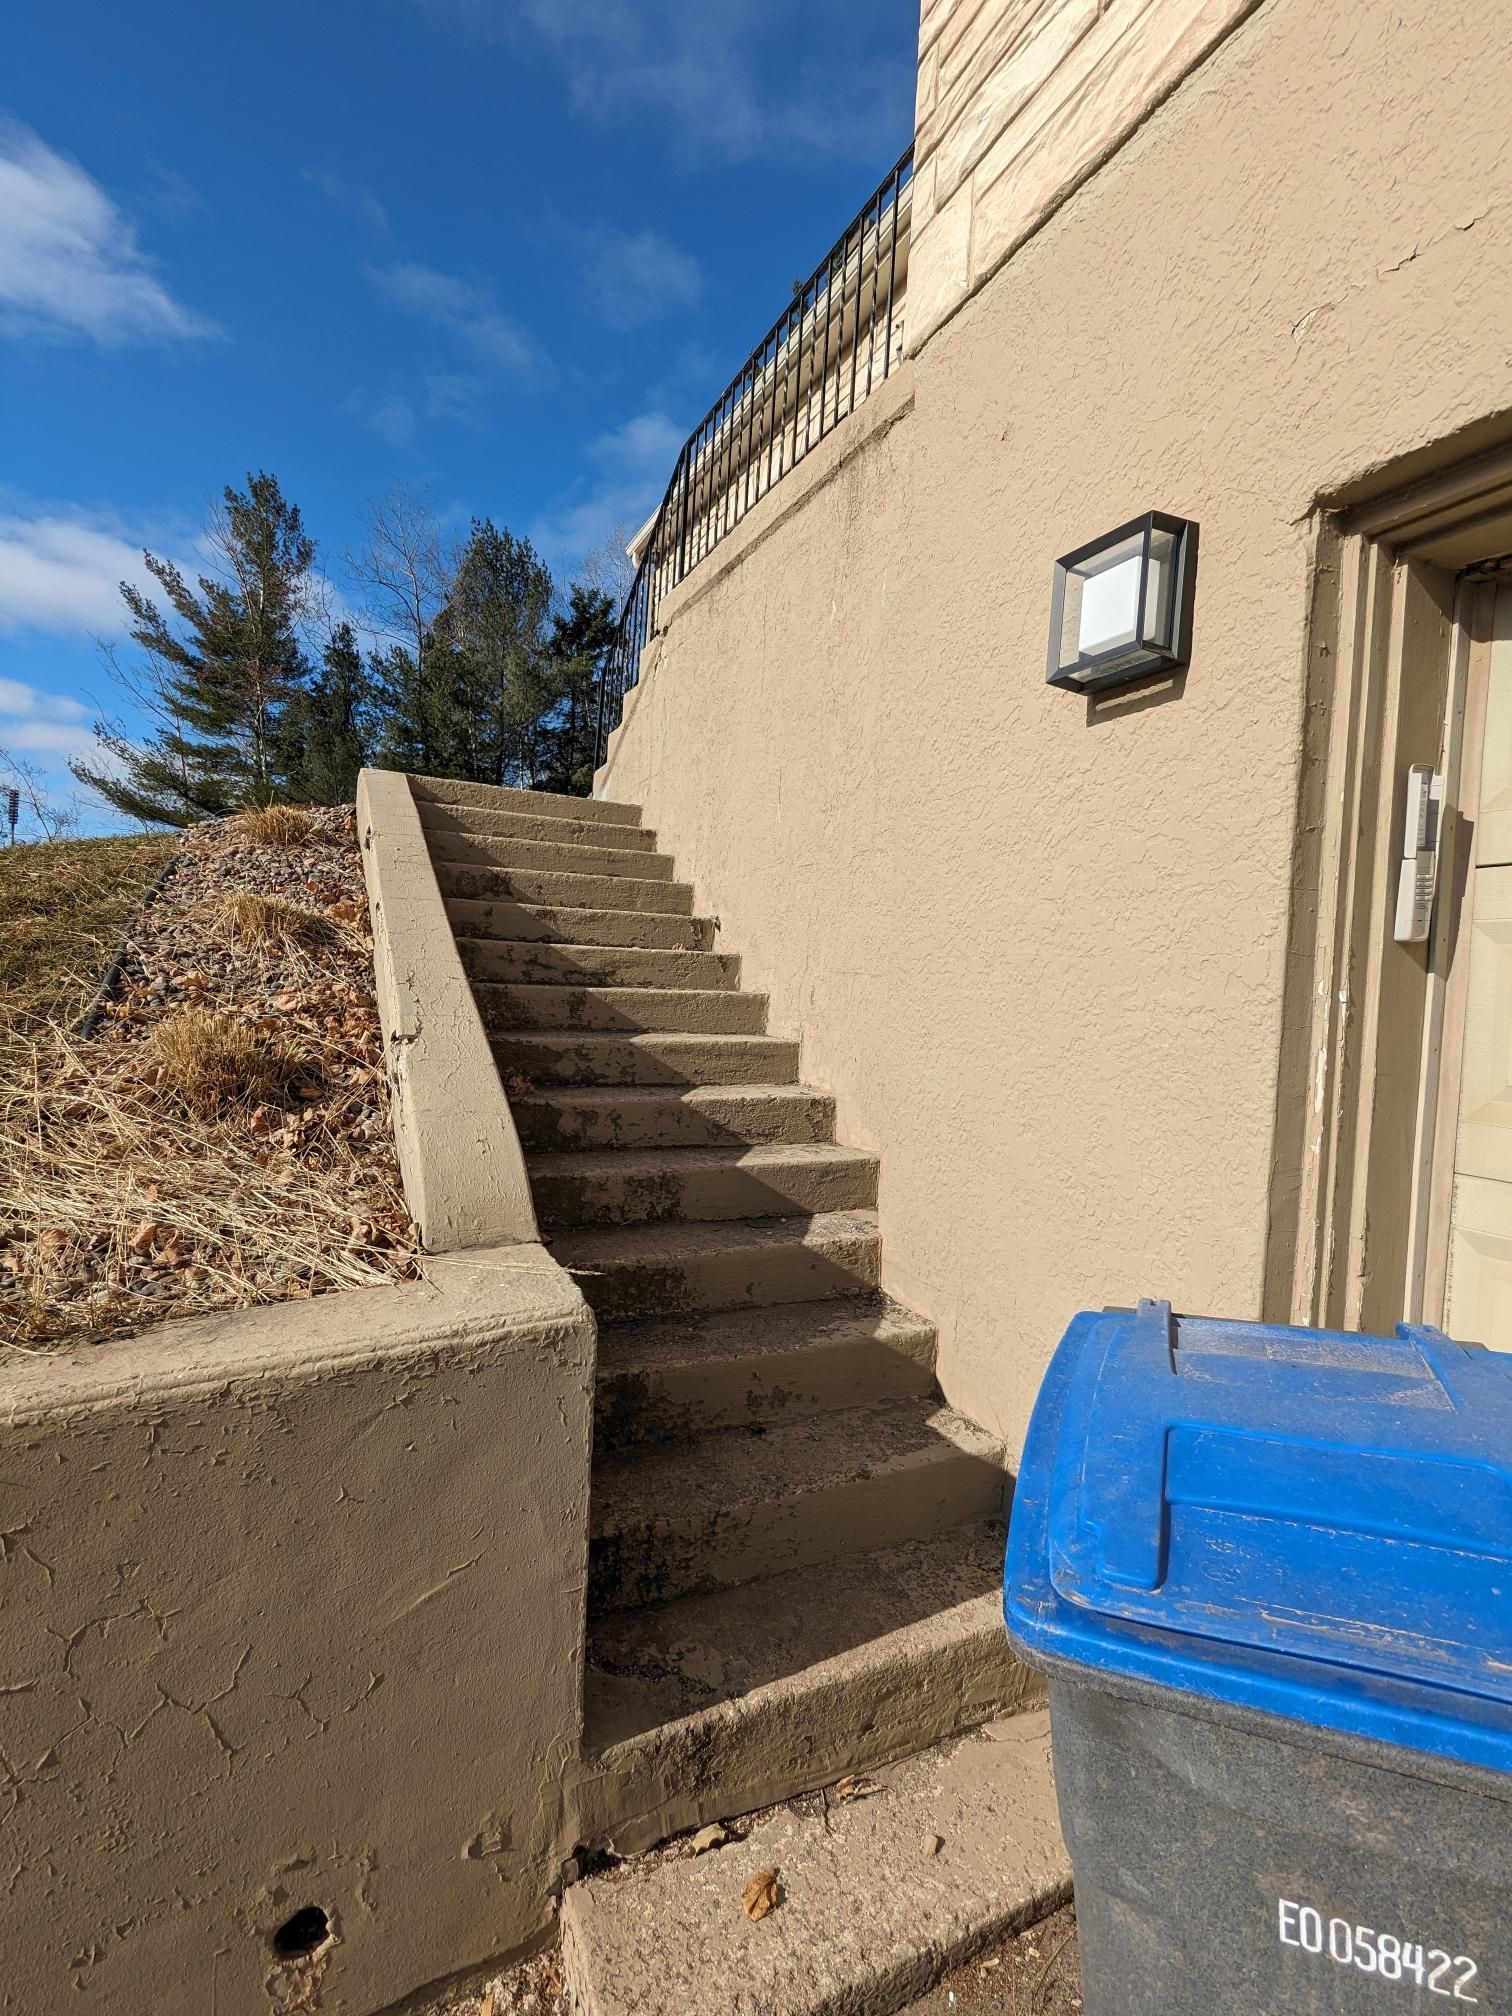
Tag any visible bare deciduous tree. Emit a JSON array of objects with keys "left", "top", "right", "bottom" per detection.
[
  {"left": 0, "top": 744, "right": 84, "bottom": 842},
  {"left": 346, "top": 487, "right": 458, "bottom": 666},
  {"left": 574, "top": 520, "right": 639, "bottom": 617}
]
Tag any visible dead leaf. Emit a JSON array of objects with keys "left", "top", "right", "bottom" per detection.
[
  {"left": 834, "top": 1775, "right": 876, "bottom": 1802},
  {"left": 128, "top": 1219, "right": 160, "bottom": 1253},
  {"left": 687, "top": 1823, "right": 728, "bottom": 1857},
  {"left": 741, "top": 1868, "right": 780, "bottom": 1921}
]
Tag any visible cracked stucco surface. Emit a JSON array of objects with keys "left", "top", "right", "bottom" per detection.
[
  {"left": 598, "top": 0, "right": 1512, "bottom": 1455},
  {"left": 0, "top": 1244, "right": 593, "bottom": 2015}
]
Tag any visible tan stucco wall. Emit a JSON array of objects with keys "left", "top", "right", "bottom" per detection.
[
  {"left": 599, "top": 0, "right": 1512, "bottom": 1453},
  {"left": 909, "top": 0, "right": 1259, "bottom": 348},
  {"left": 1, "top": 1246, "right": 593, "bottom": 2015}
]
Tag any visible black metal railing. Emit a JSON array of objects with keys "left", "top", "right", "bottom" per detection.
[{"left": 594, "top": 146, "right": 914, "bottom": 766}]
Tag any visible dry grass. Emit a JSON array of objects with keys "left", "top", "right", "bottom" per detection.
[
  {"left": 205, "top": 888, "right": 341, "bottom": 951},
  {"left": 0, "top": 834, "right": 176, "bottom": 1046},
  {"left": 234, "top": 805, "right": 321, "bottom": 847},
  {"left": 146, "top": 1007, "right": 310, "bottom": 1116},
  {"left": 2, "top": 1026, "right": 411, "bottom": 1351},
  {"left": 1, "top": 806, "right": 417, "bottom": 1356}
]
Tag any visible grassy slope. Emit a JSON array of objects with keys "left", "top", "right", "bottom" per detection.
[{"left": 0, "top": 835, "right": 177, "bottom": 1044}]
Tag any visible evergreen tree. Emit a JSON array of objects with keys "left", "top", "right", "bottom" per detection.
[
  {"left": 75, "top": 473, "right": 315, "bottom": 826},
  {"left": 539, "top": 584, "right": 616, "bottom": 795},
  {"left": 430, "top": 521, "right": 555, "bottom": 787},
  {"left": 278, "top": 622, "right": 373, "bottom": 803}
]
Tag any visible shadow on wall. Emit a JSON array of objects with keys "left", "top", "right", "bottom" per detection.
[{"left": 1085, "top": 667, "right": 1189, "bottom": 726}]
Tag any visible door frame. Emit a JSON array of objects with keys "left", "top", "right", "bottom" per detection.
[{"left": 1265, "top": 442, "right": 1512, "bottom": 1337}]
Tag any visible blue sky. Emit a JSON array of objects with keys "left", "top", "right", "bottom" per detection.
[{"left": 0, "top": 0, "right": 918, "bottom": 828}]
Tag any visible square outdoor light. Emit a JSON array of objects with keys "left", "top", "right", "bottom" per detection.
[{"left": 1046, "top": 512, "right": 1198, "bottom": 693}]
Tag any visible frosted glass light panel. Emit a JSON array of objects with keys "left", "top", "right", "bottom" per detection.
[{"left": 1047, "top": 513, "right": 1198, "bottom": 693}]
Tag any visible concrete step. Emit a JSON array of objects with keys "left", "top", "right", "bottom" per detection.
[
  {"left": 458, "top": 938, "right": 740, "bottom": 991},
  {"left": 594, "top": 1297, "right": 936, "bottom": 1449},
  {"left": 480, "top": 984, "right": 767, "bottom": 1037},
  {"left": 576, "top": 1522, "right": 1042, "bottom": 1856},
  {"left": 551, "top": 1209, "right": 879, "bottom": 1321},
  {"left": 530, "top": 1142, "right": 878, "bottom": 1230},
  {"left": 427, "top": 830, "right": 678, "bottom": 882},
  {"left": 407, "top": 774, "right": 642, "bottom": 827},
  {"left": 433, "top": 859, "right": 694, "bottom": 915},
  {"left": 419, "top": 801, "right": 660, "bottom": 853},
  {"left": 588, "top": 1396, "right": 1006, "bottom": 1613},
  {"left": 567, "top": 1710, "right": 1067, "bottom": 2011},
  {"left": 492, "top": 1032, "right": 800, "bottom": 1090},
  {"left": 446, "top": 899, "right": 716, "bottom": 953},
  {"left": 511, "top": 1084, "right": 836, "bottom": 1154}
]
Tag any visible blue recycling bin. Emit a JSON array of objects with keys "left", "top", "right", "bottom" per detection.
[{"left": 1006, "top": 1299, "right": 1512, "bottom": 2015}]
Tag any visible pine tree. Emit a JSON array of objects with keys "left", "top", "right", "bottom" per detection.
[
  {"left": 279, "top": 623, "right": 373, "bottom": 803},
  {"left": 74, "top": 473, "right": 315, "bottom": 827},
  {"left": 540, "top": 585, "right": 616, "bottom": 795},
  {"left": 427, "top": 521, "right": 555, "bottom": 787}
]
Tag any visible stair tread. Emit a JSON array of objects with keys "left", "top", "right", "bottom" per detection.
[
  {"left": 517, "top": 1083, "right": 817, "bottom": 1109},
  {"left": 591, "top": 1394, "right": 1001, "bottom": 1533},
  {"left": 421, "top": 807, "right": 657, "bottom": 850},
  {"left": 409, "top": 775, "right": 641, "bottom": 822},
  {"left": 497, "top": 1033, "right": 791, "bottom": 1062},
  {"left": 458, "top": 940, "right": 738, "bottom": 987},
  {"left": 528, "top": 1141, "right": 870, "bottom": 1180},
  {"left": 445, "top": 900, "right": 715, "bottom": 951},
  {"left": 429, "top": 833, "right": 676, "bottom": 876},
  {"left": 435, "top": 861, "right": 692, "bottom": 910},
  {"left": 483, "top": 983, "right": 754, "bottom": 1001},
  {"left": 500, "top": 1031, "right": 791, "bottom": 1049},
  {"left": 552, "top": 1206, "right": 878, "bottom": 1271},
  {"left": 596, "top": 1295, "right": 933, "bottom": 1378},
  {"left": 586, "top": 1519, "right": 1006, "bottom": 1740}
]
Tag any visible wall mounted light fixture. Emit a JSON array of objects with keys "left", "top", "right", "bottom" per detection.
[{"left": 1046, "top": 512, "right": 1199, "bottom": 693}]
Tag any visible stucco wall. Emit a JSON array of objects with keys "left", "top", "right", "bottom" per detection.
[
  {"left": 1, "top": 1246, "right": 593, "bottom": 2015},
  {"left": 909, "top": 0, "right": 1259, "bottom": 348},
  {"left": 599, "top": 0, "right": 1512, "bottom": 1453}
]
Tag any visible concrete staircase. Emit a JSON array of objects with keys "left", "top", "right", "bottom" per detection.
[{"left": 413, "top": 776, "right": 1038, "bottom": 1855}]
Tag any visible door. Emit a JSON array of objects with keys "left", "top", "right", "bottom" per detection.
[{"left": 1444, "top": 583, "right": 1512, "bottom": 1347}]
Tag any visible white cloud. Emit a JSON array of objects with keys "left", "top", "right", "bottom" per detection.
[
  {"left": 576, "top": 224, "right": 700, "bottom": 330},
  {"left": 0, "top": 119, "right": 216, "bottom": 345},
  {"left": 369, "top": 261, "right": 540, "bottom": 375},
  {"left": 304, "top": 168, "right": 390, "bottom": 236},
  {"left": 0, "top": 674, "right": 96, "bottom": 762},
  {"left": 413, "top": 0, "right": 911, "bottom": 163},
  {"left": 533, "top": 408, "right": 685, "bottom": 568},
  {"left": 342, "top": 386, "right": 418, "bottom": 447},
  {"left": 0, "top": 511, "right": 158, "bottom": 636},
  {"left": 424, "top": 371, "right": 489, "bottom": 427}
]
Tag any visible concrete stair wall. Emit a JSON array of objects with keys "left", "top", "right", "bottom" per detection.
[{"left": 414, "top": 778, "right": 1038, "bottom": 1862}]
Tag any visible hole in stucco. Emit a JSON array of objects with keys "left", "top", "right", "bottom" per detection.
[{"left": 272, "top": 1906, "right": 331, "bottom": 1959}]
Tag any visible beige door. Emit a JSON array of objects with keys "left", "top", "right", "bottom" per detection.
[{"left": 1445, "top": 584, "right": 1512, "bottom": 1347}]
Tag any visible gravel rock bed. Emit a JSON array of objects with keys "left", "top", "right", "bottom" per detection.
[{"left": 1, "top": 806, "right": 417, "bottom": 1356}]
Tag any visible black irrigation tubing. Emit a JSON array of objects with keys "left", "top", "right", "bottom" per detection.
[{"left": 75, "top": 847, "right": 184, "bottom": 1041}]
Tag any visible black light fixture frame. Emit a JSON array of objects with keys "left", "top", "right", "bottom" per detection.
[{"left": 1046, "top": 510, "right": 1199, "bottom": 694}]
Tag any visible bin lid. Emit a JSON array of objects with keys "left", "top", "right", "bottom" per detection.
[{"left": 1005, "top": 1300, "right": 1512, "bottom": 1774}]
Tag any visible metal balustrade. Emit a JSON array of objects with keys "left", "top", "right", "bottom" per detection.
[{"left": 595, "top": 147, "right": 914, "bottom": 767}]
